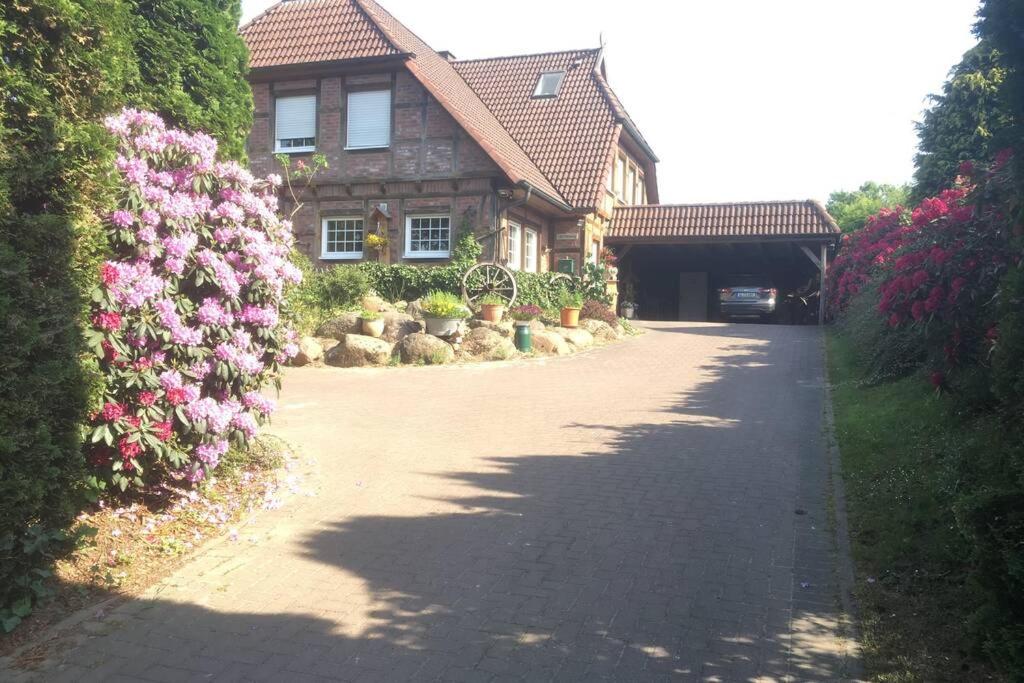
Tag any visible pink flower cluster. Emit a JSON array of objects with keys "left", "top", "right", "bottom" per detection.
[{"left": 87, "top": 109, "right": 301, "bottom": 488}]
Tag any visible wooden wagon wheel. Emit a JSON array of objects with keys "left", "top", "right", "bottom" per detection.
[
  {"left": 548, "top": 273, "right": 573, "bottom": 287},
  {"left": 462, "top": 262, "right": 518, "bottom": 307}
]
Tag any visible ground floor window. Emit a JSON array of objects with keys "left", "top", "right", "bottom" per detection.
[
  {"left": 405, "top": 215, "right": 451, "bottom": 258},
  {"left": 524, "top": 228, "right": 538, "bottom": 272},
  {"left": 508, "top": 221, "right": 521, "bottom": 270},
  {"left": 321, "top": 217, "right": 363, "bottom": 259}
]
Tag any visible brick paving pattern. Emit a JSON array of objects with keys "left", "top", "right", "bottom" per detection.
[{"left": 7, "top": 322, "right": 861, "bottom": 681}]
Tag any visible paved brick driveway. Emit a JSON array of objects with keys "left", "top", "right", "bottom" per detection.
[{"left": 12, "top": 322, "right": 860, "bottom": 681}]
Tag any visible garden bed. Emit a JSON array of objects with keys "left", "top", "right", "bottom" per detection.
[{"left": 290, "top": 294, "right": 639, "bottom": 369}]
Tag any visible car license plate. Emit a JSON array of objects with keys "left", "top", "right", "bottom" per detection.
[{"left": 736, "top": 292, "right": 757, "bottom": 299}]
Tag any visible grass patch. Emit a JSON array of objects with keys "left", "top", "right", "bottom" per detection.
[{"left": 827, "top": 330, "right": 1001, "bottom": 682}]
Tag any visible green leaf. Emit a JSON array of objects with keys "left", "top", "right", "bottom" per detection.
[
  {"left": 11, "top": 596, "right": 32, "bottom": 618},
  {"left": 2, "top": 615, "right": 21, "bottom": 633}
]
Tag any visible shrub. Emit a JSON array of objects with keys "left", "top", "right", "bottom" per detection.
[
  {"left": 84, "top": 109, "right": 300, "bottom": 492},
  {"left": 580, "top": 299, "right": 617, "bottom": 325},
  {"left": 515, "top": 272, "right": 573, "bottom": 308},
  {"left": 288, "top": 258, "right": 368, "bottom": 334},
  {"left": 421, "top": 290, "right": 469, "bottom": 319},
  {"left": 356, "top": 230, "right": 481, "bottom": 302}
]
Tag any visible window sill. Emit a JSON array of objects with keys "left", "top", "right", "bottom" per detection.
[
  {"left": 320, "top": 253, "right": 363, "bottom": 260},
  {"left": 344, "top": 145, "right": 390, "bottom": 152},
  {"left": 403, "top": 253, "right": 450, "bottom": 260},
  {"left": 275, "top": 147, "right": 316, "bottom": 154}
]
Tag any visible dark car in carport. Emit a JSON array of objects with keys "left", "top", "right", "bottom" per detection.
[{"left": 716, "top": 275, "right": 777, "bottom": 321}]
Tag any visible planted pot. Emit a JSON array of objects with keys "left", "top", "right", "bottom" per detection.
[
  {"left": 361, "top": 317, "right": 385, "bottom": 338},
  {"left": 621, "top": 303, "right": 635, "bottom": 319},
  {"left": 480, "top": 303, "right": 505, "bottom": 323},
  {"left": 560, "top": 307, "right": 581, "bottom": 328},
  {"left": 424, "top": 316, "right": 462, "bottom": 337}
]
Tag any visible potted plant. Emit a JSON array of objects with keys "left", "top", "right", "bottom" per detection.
[
  {"left": 421, "top": 290, "right": 469, "bottom": 337},
  {"left": 558, "top": 290, "right": 584, "bottom": 328},
  {"left": 620, "top": 280, "right": 637, "bottom": 319},
  {"left": 510, "top": 304, "right": 542, "bottom": 352},
  {"left": 359, "top": 309, "right": 385, "bottom": 338},
  {"left": 478, "top": 293, "right": 507, "bottom": 323}
]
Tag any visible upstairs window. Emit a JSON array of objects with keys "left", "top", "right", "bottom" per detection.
[
  {"left": 533, "top": 71, "right": 565, "bottom": 98},
  {"left": 615, "top": 155, "right": 626, "bottom": 199},
  {"left": 347, "top": 90, "right": 391, "bottom": 150},
  {"left": 626, "top": 165, "right": 636, "bottom": 204},
  {"left": 275, "top": 95, "right": 316, "bottom": 153}
]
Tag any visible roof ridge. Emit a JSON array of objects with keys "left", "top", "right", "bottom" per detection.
[
  {"left": 454, "top": 47, "right": 601, "bottom": 65},
  {"left": 615, "top": 200, "right": 822, "bottom": 209}
]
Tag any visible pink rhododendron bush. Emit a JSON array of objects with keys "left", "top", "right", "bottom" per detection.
[
  {"left": 827, "top": 152, "right": 1020, "bottom": 388},
  {"left": 85, "top": 109, "right": 300, "bottom": 491}
]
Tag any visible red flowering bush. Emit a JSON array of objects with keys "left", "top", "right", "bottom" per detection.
[
  {"left": 85, "top": 109, "right": 300, "bottom": 491},
  {"left": 829, "top": 154, "right": 1019, "bottom": 390}
]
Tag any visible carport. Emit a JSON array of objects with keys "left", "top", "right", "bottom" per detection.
[{"left": 607, "top": 201, "right": 841, "bottom": 324}]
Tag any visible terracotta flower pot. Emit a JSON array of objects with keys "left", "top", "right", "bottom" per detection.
[
  {"left": 361, "top": 317, "right": 385, "bottom": 338},
  {"left": 480, "top": 303, "right": 505, "bottom": 323},
  {"left": 560, "top": 307, "right": 581, "bottom": 328}
]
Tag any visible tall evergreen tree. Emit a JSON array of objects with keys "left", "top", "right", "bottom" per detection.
[
  {"left": 913, "top": 42, "right": 1014, "bottom": 200},
  {"left": 127, "top": 0, "right": 252, "bottom": 160}
]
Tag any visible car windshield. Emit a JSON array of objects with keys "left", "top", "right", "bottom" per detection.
[{"left": 724, "top": 275, "right": 770, "bottom": 288}]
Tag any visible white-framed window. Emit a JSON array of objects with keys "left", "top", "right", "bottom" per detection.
[
  {"left": 524, "top": 228, "right": 538, "bottom": 272},
  {"left": 507, "top": 221, "right": 521, "bottom": 271},
  {"left": 615, "top": 155, "right": 626, "bottom": 199},
  {"left": 590, "top": 241, "right": 600, "bottom": 266},
  {"left": 533, "top": 71, "right": 565, "bottom": 98},
  {"left": 346, "top": 90, "right": 391, "bottom": 150},
  {"left": 275, "top": 95, "right": 317, "bottom": 153},
  {"left": 405, "top": 215, "right": 450, "bottom": 258},
  {"left": 626, "top": 165, "right": 636, "bottom": 204},
  {"left": 638, "top": 174, "right": 646, "bottom": 204},
  {"left": 321, "top": 217, "right": 364, "bottom": 259}
]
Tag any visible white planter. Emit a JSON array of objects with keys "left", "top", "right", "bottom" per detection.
[
  {"left": 424, "top": 316, "right": 462, "bottom": 337},
  {"left": 621, "top": 303, "right": 635, "bottom": 319}
]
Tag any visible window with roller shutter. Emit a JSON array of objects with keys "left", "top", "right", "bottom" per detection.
[
  {"left": 275, "top": 95, "right": 317, "bottom": 153},
  {"left": 346, "top": 90, "right": 391, "bottom": 150}
]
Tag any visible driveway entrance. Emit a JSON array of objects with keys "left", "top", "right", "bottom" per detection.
[{"left": 20, "top": 323, "right": 860, "bottom": 681}]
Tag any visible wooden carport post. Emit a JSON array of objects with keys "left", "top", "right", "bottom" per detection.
[{"left": 799, "top": 242, "right": 828, "bottom": 326}]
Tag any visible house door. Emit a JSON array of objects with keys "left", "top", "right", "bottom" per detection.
[{"left": 678, "top": 272, "right": 708, "bottom": 321}]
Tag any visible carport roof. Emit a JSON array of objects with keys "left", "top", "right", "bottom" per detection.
[{"left": 607, "top": 201, "right": 840, "bottom": 243}]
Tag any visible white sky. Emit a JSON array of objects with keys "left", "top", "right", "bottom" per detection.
[{"left": 241, "top": 0, "right": 980, "bottom": 204}]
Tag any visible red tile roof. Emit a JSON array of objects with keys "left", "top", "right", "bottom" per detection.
[
  {"left": 242, "top": 0, "right": 567, "bottom": 207},
  {"left": 455, "top": 50, "right": 623, "bottom": 210},
  {"left": 240, "top": 0, "right": 401, "bottom": 69},
  {"left": 608, "top": 201, "right": 841, "bottom": 242}
]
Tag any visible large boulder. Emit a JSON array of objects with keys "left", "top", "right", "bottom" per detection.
[
  {"left": 462, "top": 327, "right": 516, "bottom": 361},
  {"left": 580, "top": 319, "right": 618, "bottom": 343},
  {"left": 380, "top": 311, "right": 423, "bottom": 344},
  {"left": 528, "top": 319, "right": 545, "bottom": 334},
  {"left": 468, "top": 319, "right": 514, "bottom": 339},
  {"left": 316, "top": 312, "right": 361, "bottom": 340},
  {"left": 532, "top": 330, "right": 570, "bottom": 355},
  {"left": 316, "top": 337, "right": 340, "bottom": 354},
  {"left": 324, "top": 334, "right": 393, "bottom": 367},
  {"left": 397, "top": 333, "right": 454, "bottom": 365},
  {"left": 292, "top": 336, "right": 324, "bottom": 366},
  {"left": 552, "top": 326, "right": 594, "bottom": 350}
]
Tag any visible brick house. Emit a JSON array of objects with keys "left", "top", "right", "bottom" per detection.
[{"left": 240, "top": 0, "right": 658, "bottom": 275}]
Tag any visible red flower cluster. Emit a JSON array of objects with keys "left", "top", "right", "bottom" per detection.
[
  {"left": 101, "top": 401, "right": 125, "bottom": 421},
  {"left": 118, "top": 436, "right": 142, "bottom": 459},
  {"left": 138, "top": 390, "right": 156, "bottom": 406},
  {"left": 93, "top": 311, "right": 123, "bottom": 331},
  {"left": 100, "top": 262, "right": 120, "bottom": 286},
  {"left": 153, "top": 421, "right": 173, "bottom": 442}
]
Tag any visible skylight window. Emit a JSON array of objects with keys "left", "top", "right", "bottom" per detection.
[{"left": 533, "top": 71, "right": 565, "bottom": 98}]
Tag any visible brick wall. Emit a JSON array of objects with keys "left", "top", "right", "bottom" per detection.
[{"left": 248, "top": 66, "right": 506, "bottom": 266}]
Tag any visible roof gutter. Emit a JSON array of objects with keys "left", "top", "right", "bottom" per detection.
[{"left": 516, "top": 180, "right": 573, "bottom": 213}]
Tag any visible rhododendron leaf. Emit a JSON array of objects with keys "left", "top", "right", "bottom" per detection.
[
  {"left": 103, "top": 425, "right": 113, "bottom": 446},
  {"left": 11, "top": 597, "right": 31, "bottom": 619}
]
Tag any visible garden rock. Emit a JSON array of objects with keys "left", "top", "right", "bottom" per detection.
[
  {"left": 553, "top": 326, "right": 594, "bottom": 350},
  {"left": 325, "top": 334, "right": 393, "bottom": 368},
  {"left": 468, "top": 319, "right": 514, "bottom": 338},
  {"left": 316, "top": 312, "right": 361, "bottom": 340},
  {"left": 292, "top": 336, "right": 324, "bottom": 366},
  {"left": 532, "top": 330, "right": 570, "bottom": 355},
  {"left": 316, "top": 337, "right": 340, "bottom": 354},
  {"left": 462, "top": 327, "right": 516, "bottom": 361},
  {"left": 581, "top": 319, "right": 618, "bottom": 343},
  {"left": 380, "top": 311, "right": 422, "bottom": 344},
  {"left": 406, "top": 298, "right": 425, "bottom": 320},
  {"left": 528, "top": 319, "right": 546, "bottom": 333},
  {"left": 398, "top": 333, "right": 455, "bottom": 365}
]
